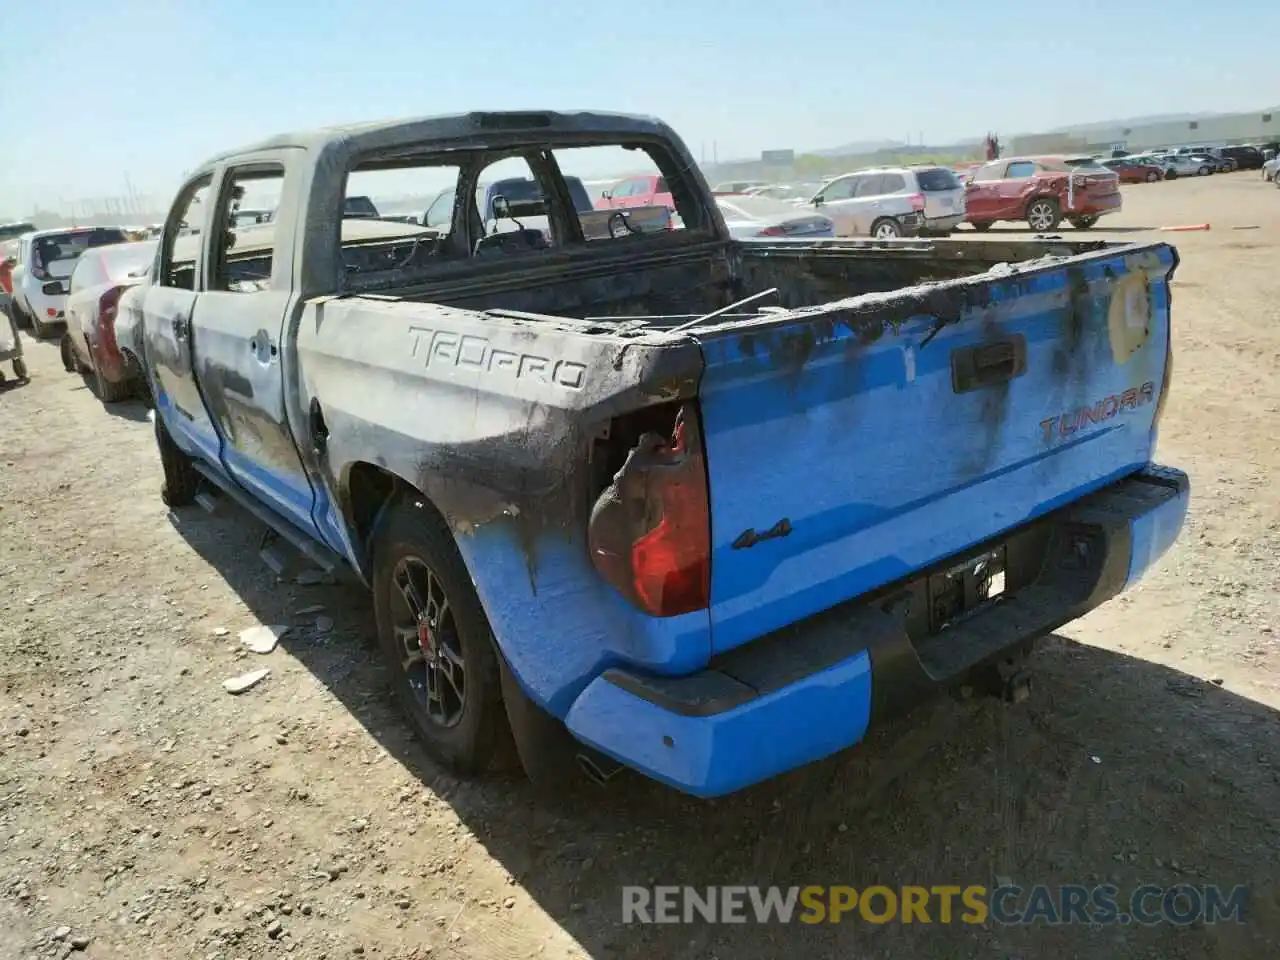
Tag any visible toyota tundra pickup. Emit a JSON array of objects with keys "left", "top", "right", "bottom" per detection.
[{"left": 123, "top": 110, "right": 1188, "bottom": 798}]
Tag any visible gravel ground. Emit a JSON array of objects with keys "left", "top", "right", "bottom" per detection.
[{"left": 1, "top": 171, "right": 1278, "bottom": 960}]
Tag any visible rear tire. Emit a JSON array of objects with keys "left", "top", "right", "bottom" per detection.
[
  {"left": 1197, "top": 166, "right": 1211, "bottom": 176},
  {"left": 371, "top": 496, "right": 509, "bottom": 777},
  {"left": 1070, "top": 215, "right": 1099, "bottom": 230},
  {"left": 91, "top": 361, "right": 132, "bottom": 403},
  {"left": 1025, "top": 197, "right": 1062, "bottom": 232},
  {"left": 155, "top": 412, "right": 199, "bottom": 507},
  {"left": 29, "top": 312, "right": 51, "bottom": 340},
  {"left": 969, "top": 221, "right": 994, "bottom": 232},
  {"left": 1165, "top": 168, "right": 1178, "bottom": 180},
  {"left": 870, "top": 217, "right": 903, "bottom": 239},
  {"left": 1145, "top": 170, "right": 1160, "bottom": 183}
]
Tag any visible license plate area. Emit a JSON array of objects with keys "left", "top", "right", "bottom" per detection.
[{"left": 927, "top": 546, "right": 1007, "bottom": 633}]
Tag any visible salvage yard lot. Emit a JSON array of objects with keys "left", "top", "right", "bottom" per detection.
[{"left": 2, "top": 173, "right": 1278, "bottom": 960}]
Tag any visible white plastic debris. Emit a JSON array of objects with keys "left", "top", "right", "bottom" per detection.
[
  {"left": 1091, "top": 755, "right": 1102, "bottom": 764},
  {"left": 239, "top": 624, "right": 290, "bottom": 654},
  {"left": 223, "top": 668, "right": 270, "bottom": 694}
]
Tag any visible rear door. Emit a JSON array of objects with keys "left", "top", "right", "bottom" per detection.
[
  {"left": 191, "top": 151, "right": 319, "bottom": 537},
  {"left": 145, "top": 175, "right": 224, "bottom": 468},
  {"left": 694, "top": 245, "right": 1176, "bottom": 654}
]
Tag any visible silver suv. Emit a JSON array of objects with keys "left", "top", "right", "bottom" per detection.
[{"left": 807, "top": 166, "right": 967, "bottom": 238}]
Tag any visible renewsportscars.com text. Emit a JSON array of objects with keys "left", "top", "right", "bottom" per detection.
[{"left": 621, "top": 884, "right": 1248, "bottom": 926}]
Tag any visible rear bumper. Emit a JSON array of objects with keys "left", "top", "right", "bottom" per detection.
[
  {"left": 924, "top": 214, "right": 965, "bottom": 232},
  {"left": 566, "top": 465, "right": 1189, "bottom": 797},
  {"left": 1067, "top": 191, "right": 1122, "bottom": 216}
]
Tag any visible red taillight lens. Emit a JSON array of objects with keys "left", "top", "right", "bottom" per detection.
[
  {"left": 757, "top": 225, "right": 787, "bottom": 237},
  {"left": 589, "top": 404, "right": 711, "bottom": 618},
  {"left": 909, "top": 193, "right": 926, "bottom": 212},
  {"left": 99, "top": 285, "right": 125, "bottom": 351}
]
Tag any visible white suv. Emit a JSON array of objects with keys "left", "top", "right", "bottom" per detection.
[
  {"left": 806, "top": 166, "right": 967, "bottom": 238},
  {"left": 10, "top": 226, "right": 131, "bottom": 338}
]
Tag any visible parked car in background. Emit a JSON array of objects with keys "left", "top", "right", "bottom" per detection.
[
  {"left": 715, "top": 195, "right": 835, "bottom": 239},
  {"left": 10, "top": 226, "right": 131, "bottom": 338},
  {"left": 343, "top": 195, "right": 380, "bottom": 218},
  {"left": 598, "top": 174, "right": 673, "bottom": 211},
  {"left": 1220, "top": 145, "right": 1263, "bottom": 170},
  {"left": 1102, "top": 157, "right": 1164, "bottom": 183},
  {"left": 963, "top": 156, "right": 1120, "bottom": 231},
  {"left": 1134, "top": 153, "right": 1213, "bottom": 179},
  {"left": 0, "top": 221, "right": 36, "bottom": 244},
  {"left": 61, "top": 240, "right": 156, "bottom": 402},
  {"left": 744, "top": 183, "right": 808, "bottom": 201},
  {"left": 1262, "top": 155, "right": 1280, "bottom": 181},
  {"left": 711, "top": 180, "right": 768, "bottom": 194},
  {"left": 809, "top": 166, "right": 964, "bottom": 238}
]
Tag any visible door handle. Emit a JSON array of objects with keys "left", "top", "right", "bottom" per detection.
[{"left": 172, "top": 317, "right": 188, "bottom": 341}]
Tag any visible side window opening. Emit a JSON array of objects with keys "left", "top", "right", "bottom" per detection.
[
  {"left": 161, "top": 177, "right": 211, "bottom": 291},
  {"left": 213, "top": 164, "right": 285, "bottom": 293},
  {"left": 342, "top": 160, "right": 463, "bottom": 278},
  {"left": 473, "top": 155, "right": 556, "bottom": 258},
  {"left": 854, "top": 175, "right": 886, "bottom": 198},
  {"left": 553, "top": 144, "right": 689, "bottom": 241}
]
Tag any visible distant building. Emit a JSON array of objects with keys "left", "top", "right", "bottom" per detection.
[{"left": 1013, "top": 107, "right": 1280, "bottom": 156}]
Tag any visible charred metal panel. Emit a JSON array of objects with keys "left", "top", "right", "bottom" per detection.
[{"left": 291, "top": 297, "right": 709, "bottom": 712}]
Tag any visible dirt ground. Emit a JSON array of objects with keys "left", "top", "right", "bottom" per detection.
[{"left": 2, "top": 172, "right": 1279, "bottom": 960}]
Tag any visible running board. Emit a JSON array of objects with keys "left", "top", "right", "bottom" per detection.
[{"left": 190, "top": 461, "right": 343, "bottom": 578}]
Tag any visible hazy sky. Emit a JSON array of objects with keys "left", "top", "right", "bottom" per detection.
[{"left": 2, "top": 0, "right": 1277, "bottom": 214}]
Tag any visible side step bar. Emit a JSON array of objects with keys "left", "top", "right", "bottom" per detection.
[{"left": 190, "top": 461, "right": 345, "bottom": 578}]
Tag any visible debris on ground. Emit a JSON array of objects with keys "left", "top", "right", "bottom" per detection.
[
  {"left": 240, "top": 623, "right": 290, "bottom": 654},
  {"left": 222, "top": 667, "right": 271, "bottom": 694}
]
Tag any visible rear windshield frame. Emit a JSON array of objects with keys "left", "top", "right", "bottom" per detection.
[{"left": 913, "top": 167, "right": 961, "bottom": 191}]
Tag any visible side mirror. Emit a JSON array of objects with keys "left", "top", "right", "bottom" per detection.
[
  {"left": 42, "top": 280, "right": 63, "bottom": 296},
  {"left": 601, "top": 190, "right": 612, "bottom": 201},
  {"left": 491, "top": 195, "right": 510, "bottom": 220},
  {"left": 811, "top": 196, "right": 823, "bottom": 207}
]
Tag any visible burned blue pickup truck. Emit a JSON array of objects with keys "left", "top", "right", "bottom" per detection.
[{"left": 122, "top": 111, "right": 1188, "bottom": 798}]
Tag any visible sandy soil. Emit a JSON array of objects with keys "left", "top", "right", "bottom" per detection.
[{"left": 1, "top": 171, "right": 1278, "bottom": 960}]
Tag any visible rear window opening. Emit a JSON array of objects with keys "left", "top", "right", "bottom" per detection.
[
  {"left": 339, "top": 138, "right": 703, "bottom": 290},
  {"left": 33, "top": 228, "right": 130, "bottom": 276},
  {"left": 914, "top": 168, "right": 961, "bottom": 191}
]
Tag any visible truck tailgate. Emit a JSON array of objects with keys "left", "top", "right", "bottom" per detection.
[{"left": 692, "top": 244, "right": 1175, "bottom": 655}]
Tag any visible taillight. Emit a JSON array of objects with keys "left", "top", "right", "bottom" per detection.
[
  {"left": 908, "top": 193, "right": 926, "bottom": 212},
  {"left": 588, "top": 404, "right": 711, "bottom": 617},
  {"left": 757, "top": 225, "right": 787, "bottom": 237},
  {"left": 99, "top": 285, "right": 125, "bottom": 351}
]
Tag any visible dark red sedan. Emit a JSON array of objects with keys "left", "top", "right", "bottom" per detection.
[{"left": 1102, "top": 158, "right": 1165, "bottom": 183}]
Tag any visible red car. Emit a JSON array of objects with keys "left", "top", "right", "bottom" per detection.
[
  {"left": 596, "top": 174, "right": 673, "bottom": 211},
  {"left": 62, "top": 240, "right": 156, "bottom": 403},
  {"left": 963, "top": 156, "right": 1122, "bottom": 232},
  {"left": 1102, "top": 158, "right": 1165, "bottom": 184}
]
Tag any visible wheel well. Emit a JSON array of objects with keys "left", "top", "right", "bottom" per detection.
[{"left": 344, "top": 462, "right": 454, "bottom": 568}]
